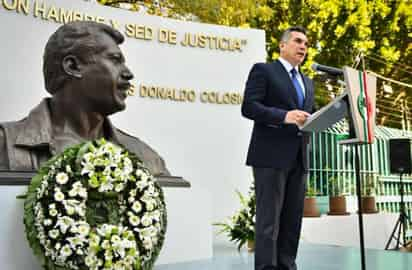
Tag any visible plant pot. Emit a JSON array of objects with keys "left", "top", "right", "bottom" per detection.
[
  {"left": 303, "top": 197, "right": 320, "bottom": 217},
  {"left": 316, "top": 196, "right": 329, "bottom": 215},
  {"left": 400, "top": 241, "right": 412, "bottom": 252},
  {"left": 247, "top": 239, "right": 255, "bottom": 252},
  {"left": 361, "top": 196, "right": 378, "bottom": 214},
  {"left": 328, "top": 196, "right": 350, "bottom": 215}
]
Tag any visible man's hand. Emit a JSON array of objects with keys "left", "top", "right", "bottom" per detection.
[{"left": 284, "top": 110, "right": 310, "bottom": 126}]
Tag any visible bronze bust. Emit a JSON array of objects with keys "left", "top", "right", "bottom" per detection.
[{"left": 0, "top": 21, "right": 169, "bottom": 176}]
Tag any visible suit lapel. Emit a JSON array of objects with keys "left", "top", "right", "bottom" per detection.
[{"left": 272, "top": 60, "right": 299, "bottom": 108}]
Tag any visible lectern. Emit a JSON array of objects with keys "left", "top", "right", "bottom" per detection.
[{"left": 302, "top": 66, "right": 377, "bottom": 270}]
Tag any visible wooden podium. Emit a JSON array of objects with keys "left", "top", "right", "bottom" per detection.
[{"left": 302, "top": 66, "right": 377, "bottom": 270}]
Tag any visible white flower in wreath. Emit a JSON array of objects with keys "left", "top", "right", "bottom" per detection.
[
  {"left": 56, "top": 172, "right": 69, "bottom": 185},
  {"left": 49, "top": 208, "right": 58, "bottom": 217},
  {"left": 122, "top": 239, "right": 135, "bottom": 249},
  {"left": 129, "top": 189, "right": 137, "bottom": 197},
  {"left": 141, "top": 214, "right": 152, "bottom": 227},
  {"left": 100, "top": 143, "right": 112, "bottom": 154},
  {"left": 35, "top": 209, "right": 45, "bottom": 221},
  {"left": 77, "top": 203, "right": 86, "bottom": 217},
  {"left": 140, "top": 194, "right": 154, "bottom": 205},
  {"left": 36, "top": 181, "right": 48, "bottom": 198},
  {"left": 147, "top": 226, "right": 158, "bottom": 237},
  {"left": 81, "top": 163, "right": 95, "bottom": 177},
  {"left": 98, "top": 179, "right": 114, "bottom": 192},
  {"left": 54, "top": 189, "right": 65, "bottom": 202},
  {"left": 63, "top": 199, "right": 82, "bottom": 216},
  {"left": 48, "top": 229, "right": 59, "bottom": 239},
  {"left": 138, "top": 227, "right": 151, "bottom": 238},
  {"left": 67, "top": 236, "right": 84, "bottom": 249},
  {"left": 123, "top": 157, "right": 133, "bottom": 173},
  {"left": 83, "top": 152, "right": 94, "bottom": 162},
  {"left": 152, "top": 210, "right": 161, "bottom": 221},
  {"left": 143, "top": 238, "right": 153, "bottom": 250},
  {"left": 84, "top": 256, "right": 95, "bottom": 268},
  {"left": 65, "top": 165, "right": 72, "bottom": 173},
  {"left": 116, "top": 247, "right": 126, "bottom": 259},
  {"left": 140, "top": 172, "right": 149, "bottom": 182},
  {"left": 62, "top": 202, "right": 74, "bottom": 216},
  {"left": 115, "top": 183, "right": 125, "bottom": 192},
  {"left": 102, "top": 250, "right": 112, "bottom": 262},
  {"left": 67, "top": 206, "right": 75, "bottom": 216},
  {"left": 129, "top": 214, "right": 140, "bottom": 226},
  {"left": 38, "top": 233, "right": 46, "bottom": 244},
  {"left": 69, "top": 225, "right": 78, "bottom": 234},
  {"left": 89, "top": 234, "right": 100, "bottom": 247},
  {"left": 96, "top": 224, "right": 111, "bottom": 237},
  {"left": 55, "top": 255, "right": 66, "bottom": 265},
  {"left": 146, "top": 183, "right": 156, "bottom": 195},
  {"left": 123, "top": 230, "right": 134, "bottom": 240},
  {"left": 145, "top": 200, "right": 156, "bottom": 211},
  {"left": 68, "top": 182, "right": 87, "bottom": 198},
  {"left": 55, "top": 216, "right": 74, "bottom": 234},
  {"left": 34, "top": 203, "right": 41, "bottom": 213},
  {"left": 60, "top": 244, "right": 73, "bottom": 258},
  {"left": 128, "top": 197, "right": 136, "bottom": 204},
  {"left": 93, "top": 157, "right": 105, "bottom": 167},
  {"left": 124, "top": 256, "right": 135, "bottom": 266},
  {"left": 111, "top": 234, "right": 121, "bottom": 244},
  {"left": 43, "top": 219, "right": 53, "bottom": 226},
  {"left": 114, "top": 167, "right": 123, "bottom": 178},
  {"left": 135, "top": 169, "right": 144, "bottom": 177},
  {"left": 131, "top": 201, "right": 142, "bottom": 213},
  {"left": 101, "top": 240, "right": 111, "bottom": 250},
  {"left": 77, "top": 222, "right": 90, "bottom": 237},
  {"left": 152, "top": 236, "right": 159, "bottom": 245},
  {"left": 136, "top": 181, "right": 149, "bottom": 192}
]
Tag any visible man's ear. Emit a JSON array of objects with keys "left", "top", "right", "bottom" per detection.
[
  {"left": 62, "top": 55, "right": 82, "bottom": 79},
  {"left": 279, "top": 41, "right": 285, "bottom": 51}
]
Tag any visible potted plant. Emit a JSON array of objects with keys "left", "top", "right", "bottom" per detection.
[
  {"left": 214, "top": 182, "right": 256, "bottom": 252},
  {"left": 361, "top": 174, "right": 379, "bottom": 214},
  {"left": 304, "top": 177, "right": 321, "bottom": 217},
  {"left": 327, "top": 175, "right": 350, "bottom": 215}
]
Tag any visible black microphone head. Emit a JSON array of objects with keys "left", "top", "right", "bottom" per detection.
[
  {"left": 311, "top": 62, "right": 343, "bottom": 76},
  {"left": 311, "top": 63, "right": 319, "bottom": 72}
]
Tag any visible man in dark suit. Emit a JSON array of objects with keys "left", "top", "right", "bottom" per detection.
[{"left": 241, "top": 26, "right": 315, "bottom": 270}]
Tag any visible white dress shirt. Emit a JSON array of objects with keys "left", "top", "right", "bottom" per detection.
[{"left": 278, "top": 57, "right": 306, "bottom": 97}]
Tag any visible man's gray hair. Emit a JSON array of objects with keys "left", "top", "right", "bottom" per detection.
[{"left": 280, "top": 26, "right": 307, "bottom": 43}]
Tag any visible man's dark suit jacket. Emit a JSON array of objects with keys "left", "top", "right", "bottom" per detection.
[{"left": 241, "top": 60, "right": 315, "bottom": 170}]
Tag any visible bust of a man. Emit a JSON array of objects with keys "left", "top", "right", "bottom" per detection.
[{"left": 0, "top": 21, "right": 169, "bottom": 176}]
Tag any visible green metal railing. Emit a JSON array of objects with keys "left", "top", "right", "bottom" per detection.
[{"left": 308, "top": 124, "right": 412, "bottom": 237}]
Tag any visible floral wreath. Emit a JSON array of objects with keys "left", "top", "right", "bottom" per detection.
[{"left": 24, "top": 139, "right": 167, "bottom": 270}]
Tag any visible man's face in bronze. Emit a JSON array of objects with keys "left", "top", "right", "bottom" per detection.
[{"left": 78, "top": 33, "right": 134, "bottom": 115}]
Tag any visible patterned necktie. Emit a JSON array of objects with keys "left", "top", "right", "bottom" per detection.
[{"left": 290, "top": 69, "right": 304, "bottom": 108}]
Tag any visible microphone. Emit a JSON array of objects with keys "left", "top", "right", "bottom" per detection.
[{"left": 311, "top": 63, "right": 343, "bottom": 76}]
